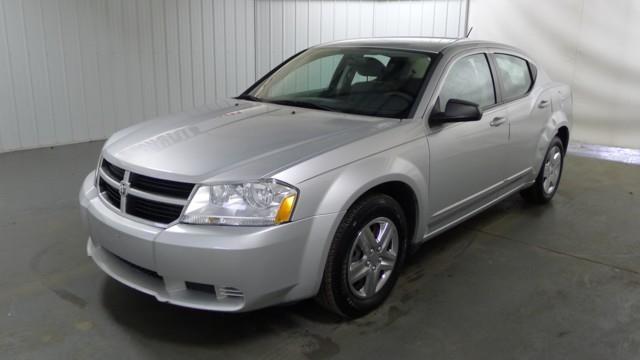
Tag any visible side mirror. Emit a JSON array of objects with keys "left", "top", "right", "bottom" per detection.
[{"left": 430, "top": 99, "right": 483, "bottom": 124}]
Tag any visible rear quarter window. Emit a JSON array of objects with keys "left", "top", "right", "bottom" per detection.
[{"left": 494, "top": 54, "right": 533, "bottom": 101}]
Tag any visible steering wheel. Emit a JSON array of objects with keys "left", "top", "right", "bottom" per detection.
[
  {"left": 384, "top": 91, "right": 413, "bottom": 103},
  {"left": 374, "top": 91, "right": 413, "bottom": 113}
]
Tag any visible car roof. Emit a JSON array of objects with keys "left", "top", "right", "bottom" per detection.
[{"left": 315, "top": 37, "right": 514, "bottom": 54}]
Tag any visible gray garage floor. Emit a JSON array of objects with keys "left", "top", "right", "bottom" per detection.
[{"left": 1, "top": 141, "right": 639, "bottom": 359}]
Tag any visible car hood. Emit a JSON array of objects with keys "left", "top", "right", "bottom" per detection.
[{"left": 102, "top": 100, "right": 399, "bottom": 182}]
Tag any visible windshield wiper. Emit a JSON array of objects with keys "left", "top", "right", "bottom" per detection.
[
  {"left": 267, "top": 99, "right": 338, "bottom": 112},
  {"left": 236, "top": 94, "right": 263, "bottom": 102}
]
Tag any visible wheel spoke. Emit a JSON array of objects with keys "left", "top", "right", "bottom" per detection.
[
  {"left": 363, "top": 227, "right": 378, "bottom": 250},
  {"left": 349, "top": 260, "right": 370, "bottom": 283},
  {"left": 380, "top": 248, "right": 396, "bottom": 262},
  {"left": 363, "top": 270, "right": 377, "bottom": 296},
  {"left": 373, "top": 268, "right": 383, "bottom": 292},
  {"left": 552, "top": 151, "right": 561, "bottom": 166},
  {"left": 380, "top": 259, "right": 394, "bottom": 271},
  {"left": 357, "top": 228, "right": 375, "bottom": 253},
  {"left": 378, "top": 222, "right": 393, "bottom": 250}
]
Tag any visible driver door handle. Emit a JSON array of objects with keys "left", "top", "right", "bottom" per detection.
[
  {"left": 489, "top": 117, "right": 507, "bottom": 127},
  {"left": 538, "top": 100, "right": 550, "bottom": 108}
]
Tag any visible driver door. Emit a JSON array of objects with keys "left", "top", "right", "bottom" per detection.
[{"left": 426, "top": 53, "right": 509, "bottom": 231}]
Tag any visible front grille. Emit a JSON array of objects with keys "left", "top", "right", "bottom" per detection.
[
  {"left": 99, "top": 177, "right": 121, "bottom": 208},
  {"left": 97, "top": 159, "right": 194, "bottom": 226},
  {"left": 126, "top": 195, "right": 184, "bottom": 224},
  {"left": 129, "top": 173, "right": 194, "bottom": 198},
  {"left": 101, "top": 159, "right": 125, "bottom": 181}
]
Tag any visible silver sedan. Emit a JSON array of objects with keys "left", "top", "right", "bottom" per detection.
[{"left": 79, "top": 37, "right": 572, "bottom": 318}]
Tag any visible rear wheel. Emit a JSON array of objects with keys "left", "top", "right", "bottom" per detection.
[
  {"left": 521, "top": 136, "right": 565, "bottom": 204},
  {"left": 316, "top": 194, "right": 407, "bottom": 318}
]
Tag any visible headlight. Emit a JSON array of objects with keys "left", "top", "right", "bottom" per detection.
[{"left": 180, "top": 180, "right": 298, "bottom": 226}]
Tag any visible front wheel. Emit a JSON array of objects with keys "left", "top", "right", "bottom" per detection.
[
  {"left": 316, "top": 194, "right": 407, "bottom": 318},
  {"left": 521, "top": 136, "right": 565, "bottom": 204}
]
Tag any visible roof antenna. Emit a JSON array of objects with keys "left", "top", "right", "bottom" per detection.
[{"left": 465, "top": 26, "right": 474, "bottom": 38}]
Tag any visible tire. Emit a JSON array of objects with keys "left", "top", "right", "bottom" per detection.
[
  {"left": 316, "top": 193, "right": 408, "bottom": 318},
  {"left": 520, "top": 136, "right": 565, "bottom": 204}
]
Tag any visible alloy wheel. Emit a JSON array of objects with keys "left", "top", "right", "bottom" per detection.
[
  {"left": 542, "top": 145, "right": 562, "bottom": 194},
  {"left": 347, "top": 217, "right": 399, "bottom": 298}
]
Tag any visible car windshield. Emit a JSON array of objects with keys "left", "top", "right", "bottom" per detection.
[{"left": 244, "top": 47, "right": 434, "bottom": 118}]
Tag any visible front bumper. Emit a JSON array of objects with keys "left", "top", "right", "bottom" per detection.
[{"left": 79, "top": 172, "right": 340, "bottom": 312}]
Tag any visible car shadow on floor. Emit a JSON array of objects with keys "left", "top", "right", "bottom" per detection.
[
  {"left": 99, "top": 194, "right": 541, "bottom": 347},
  {"left": 100, "top": 276, "right": 345, "bottom": 347}
]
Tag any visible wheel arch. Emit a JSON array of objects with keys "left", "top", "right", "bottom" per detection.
[
  {"left": 532, "top": 109, "right": 571, "bottom": 177},
  {"left": 557, "top": 125, "right": 570, "bottom": 153},
  {"left": 314, "top": 158, "right": 427, "bottom": 247},
  {"left": 346, "top": 181, "right": 419, "bottom": 248}
]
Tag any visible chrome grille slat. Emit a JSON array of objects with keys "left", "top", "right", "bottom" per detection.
[
  {"left": 99, "top": 168, "right": 120, "bottom": 188},
  {"left": 127, "top": 187, "right": 188, "bottom": 206},
  {"left": 97, "top": 159, "right": 195, "bottom": 227},
  {"left": 218, "top": 287, "right": 244, "bottom": 299}
]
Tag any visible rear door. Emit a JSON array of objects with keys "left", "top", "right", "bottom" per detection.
[
  {"left": 426, "top": 52, "right": 509, "bottom": 230},
  {"left": 490, "top": 52, "right": 552, "bottom": 179}
]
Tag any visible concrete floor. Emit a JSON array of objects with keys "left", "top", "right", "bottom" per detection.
[{"left": 1, "top": 141, "right": 639, "bottom": 360}]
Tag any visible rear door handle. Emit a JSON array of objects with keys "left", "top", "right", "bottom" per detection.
[
  {"left": 490, "top": 117, "right": 507, "bottom": 127},
  {"left": 538, "top": 100, "right": 550, "bottom": 108}
]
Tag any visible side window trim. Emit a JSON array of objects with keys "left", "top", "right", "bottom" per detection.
[
  {"left": 486, "top": 53, "right": 503, "bottom": 108},
  {"left": 488, "top": 52, "right": 536, "bottom": 105}
]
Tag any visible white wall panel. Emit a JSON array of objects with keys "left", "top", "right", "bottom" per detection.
[
  {"left": 0, "top": 0, "right": 465, "bottom": 153},
  {"left": 255, "top": 0, "right": 468, "bottom": 77},
  {"left": 0, "top": 0, "right": 256, "bottom": 153},
  {"left": 3, "top": 0, "right": 39, "bottom": 149},
  {"left": 469, "top": 0, "right": 640, "bottom": 149},
  {"left": 0, "top": 0, "right": 21, "bottom": 151}
]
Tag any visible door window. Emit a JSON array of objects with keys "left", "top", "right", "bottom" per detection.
[
  {"left": 494, "top": 54, "right": 532, "bottom": 100},
  {"left": 438, "top": 54, "right": 495, "bottom": 111}
]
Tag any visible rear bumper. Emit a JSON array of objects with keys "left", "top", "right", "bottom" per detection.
[{"left": 79, "top": 171, "right": 340, "bottom": 312}]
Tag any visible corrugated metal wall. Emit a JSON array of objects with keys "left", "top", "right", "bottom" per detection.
[
  {"left": 0, "top": 0, "right": 467, "bottom": 153},
  {"left": 255, "top": 0, "right": 467, "bottom": 76},
  {"left": 0, "top": 0, "right": 256, "bottom": 153}
]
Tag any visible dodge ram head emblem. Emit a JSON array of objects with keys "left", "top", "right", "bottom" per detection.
[{"left": 118, "top": 181, "right": 129, "bottom": 197}]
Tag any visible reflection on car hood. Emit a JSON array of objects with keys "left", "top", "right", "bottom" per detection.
[{"left": 102, "top": 100, "right": 399, "bottom": 182}]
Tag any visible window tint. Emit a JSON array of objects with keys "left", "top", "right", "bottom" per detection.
[
  {"left": 438, "top": 54, "right": 495, "bottom": 110},
  {"left": 495, "top": 54, "right": 532, "bottom": 100}
]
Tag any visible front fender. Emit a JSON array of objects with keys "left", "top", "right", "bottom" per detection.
[
  {"left": 296, "top": 137, "right": 428, "bottom": 236},
  {"left": 284, "top": 136, "right": 429, "bottom": 297}
]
